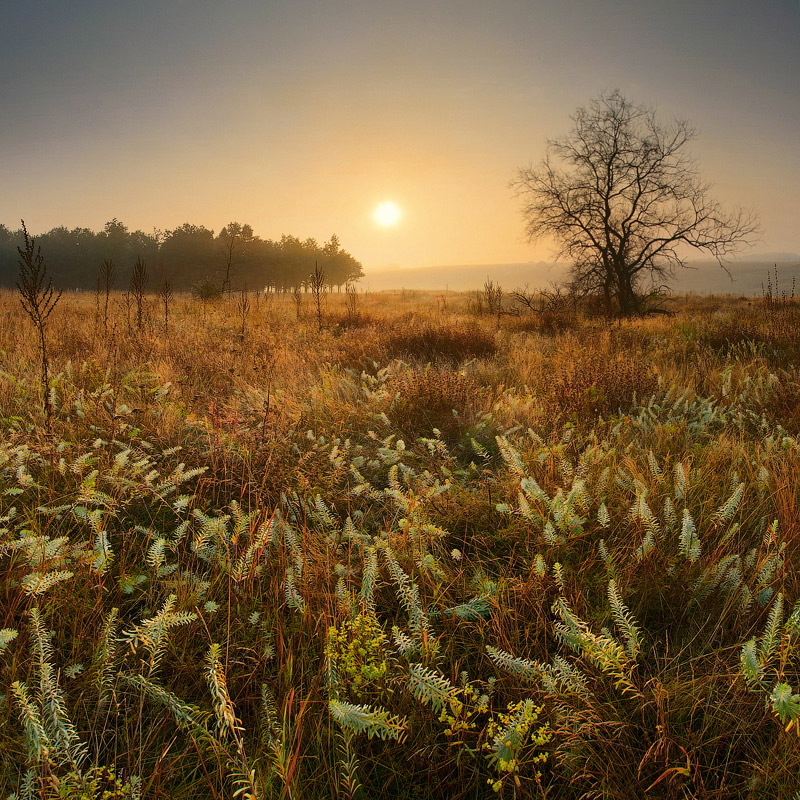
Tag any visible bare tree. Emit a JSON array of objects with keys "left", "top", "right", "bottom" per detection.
[
  {"left": 483, "top": 278, "right": 504, "bottom": 318},
  {"left": 158, "top": 276, "right": 173, "bottom": 336},
  {"left": 16, "top": 221, "right": 62, "bottom": 425},
  {"left": 129, "top": 256, "right": 149, "bottom": 332},
  {"left": 511, "top": 91, "right": 760, "bottom": 315},
  {"left": 310, "top": 262, "right": 326, "bottom": 331},
  {"left": 236, "top": 286, "right": 250, "bottom": 339},
  {"left": 292, "top": 286, "right": 302, "bottom": 320},
  {"left": 344, "top": 281, "right": 359, "bottom": 325},
  {"left": 99, "top": 259, "right": 115, "bottom": 337}
]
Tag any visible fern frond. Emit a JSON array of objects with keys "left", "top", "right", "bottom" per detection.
[
  {"left": 770, "top": 682, "right": 800, "bottom": 730},
  {"left": 21, "top": 570, "right": 73, "bottom": 596},
  {"left": 284, "top": 567, "right": 305, "bottom": 613},
  {"left": 91, "top": 607, "right": 119, "bottom": 703},
  {"left": 496, "top": 436, "right": 527, "bottom": 479},
  {"left": 673, "top": 462, "right": 687, "bottom": 501},
  {"left": 552, "top": 597, "right": 637, "bottom": 695},
  {"left": 440, "top": 596, "right": 491, "bottom": 620},
  {"left": 533, "top": 553, "right": 547, "bottom": 577},
  {"left": 260, "top": 683, "right": 282, "bottom": 749},
  {"left": 232, "top": 519, "right": 272, "bottom": 583},
  {"left": 608, "top": 580, "right": 642, "bottom": 658},
  {"left": 206, "top": 643, "right": 241, "bottom": 737},
  {"left": 550, "top": 655, "right": 591, "bottom": 700},
  {"left": 392, "top": 626, "right": 417, "bottom": 657},
  {"left": 759, "top": 592, "right": 783, "bottom": 665},
  {"left": 383, "top": 543, "right": 428, "bottom": 639},
  {"left": 757, "top": 465, "right": 770, "bottom": 500},
  {"left": 552, "top": 562, "right": 566, "bottom": 593},
  {"left": 337, "top": 729, "right": 363, "bottom": 800},
  {"left": 29, "top": 608, "right": 86, "bottom": 766},
  {"left": 359, "top": 545, "right": 378, "bottom": 616},
  {"left": 124, "top": 594, "right": 198, "bottom": 675},
  {"left": 739, "top": 639, "right": 763, "bottom": 687},
  {"left": 486, "top": 645, "right": 543, "bottom": 682},
  {"left": 407, "top": 664, "right": 457, "bottom": 712},
  {"left": 678, "top": 508, "right": 700, "bottom": 562},
  {"left": 91, "top": 527, "right": 113, "bottom": 575},
  {"left": 785, "top": 600, "right": 800, "bottom": 636},
  {"left": 314, "top": 494, "right": 338, "bottom": 532},
  {"left": 713, "top": 482, "right": 745, "bottom": 525},
  {"left": 11, "top": 681, "right": 50, "bottom": 764},
  {"left": 647, "top": 450, "right": 662, "bottom": 480},
  {"left": 663, "top": 496, "right": 677, "bottom": 533},
  {"left": 329, "top": 699, "right": 407, "bottom": 741}
]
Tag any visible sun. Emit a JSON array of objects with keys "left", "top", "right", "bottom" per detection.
[{"left": 373, "top": 201, "right": 402, "bottom": 227}]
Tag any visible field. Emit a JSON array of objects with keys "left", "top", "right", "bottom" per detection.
[{"left": 2, "top": 285, "right": 800, "bottom": 799}]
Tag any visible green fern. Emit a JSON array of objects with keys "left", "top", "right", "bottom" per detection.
[
  {"left": 758, "top": 593, "right": 784, "bottom": 665},
  {"left": 21, "top": 570, "right": 73, "bottom": 596},
  {"left": 124, "top": 594, "right": 198, "bottom": 676},
  {"left": 678, "top": 508, "right": 700, "bottom": 562},
  {"left": 407, "top": 664, "right": 457, "bottom": 711},
  {"left": 206, "top": 643, "right": 240, "bottom": 737},
  {"left": 337, "top": 729, "right": 363, "bottom": 800},
  {"left": 607, "top": 580, "right": 642, "bottom": 659},
  {"left": 284, "top": 566, "right": 306, "bottom": 613},
  {"left": 739, "top": 639, "right": 764, "bottom": 687},
  {"left": 673, "top": 462, "right": 687, "bottom": 501},
  {"left": 770, "top": 682, "right": 800, "bottom": 731},
  {"left": 486, "top": 645, "right": 543, "bottom": 682},
  {"left": 496, "top": 435, "right": 527, "bottom": 479},
  {"left": 383, "top": 542, "right": 429, "bottom": 640},
  {"left": 11, "top": 680, "right": 50, "bottom": 764},
  {"left": 713, "top": 482, "right": 745, "bottom": 525},
  {"left": 359, "top": 545, "right": 378, "bottom": 615},
  {"left": 91, "top": 607, "right": 120, "bottom": 704},
  {"left": 552, "top": 596, "right": 638, "bottom": 695},
  {"left": 329, "top": 699, "right": 408, "bottom": 741}
]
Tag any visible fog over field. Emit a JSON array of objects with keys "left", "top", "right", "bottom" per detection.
[{"left": 364, "top": 254, "right": 800, "bottom": 295}]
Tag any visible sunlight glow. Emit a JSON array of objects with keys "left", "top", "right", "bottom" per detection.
[{"left": 373, "top": 201, "right": 402, "bottom": 227}]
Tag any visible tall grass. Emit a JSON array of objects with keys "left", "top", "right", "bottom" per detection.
[{"left": 1, "top": 288, "right": 799, "bottom": 798}]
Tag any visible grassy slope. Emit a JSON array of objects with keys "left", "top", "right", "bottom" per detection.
[{"left": 1, "top": 288, "right": 800, "bottom": 799}]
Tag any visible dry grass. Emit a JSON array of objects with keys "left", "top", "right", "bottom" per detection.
[{"left": 0, "top": 287, "right": 799, "bottom": 800}]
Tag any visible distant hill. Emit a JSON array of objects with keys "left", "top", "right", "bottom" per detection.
[{"left": 362, "top": 254, "right": 800, "bottom": 296}]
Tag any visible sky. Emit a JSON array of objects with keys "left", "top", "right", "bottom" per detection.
[{"left": 1, "top": 0, "right": 798, "bottom": 274}]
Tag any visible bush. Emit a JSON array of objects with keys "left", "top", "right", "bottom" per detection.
[
  {"left": 389, "top": 368, "right": 484, "bottom": 442},
  {"left": 191, "top": 275, "right": 223, "bottom": 301},
  {"left": 548, "top": 354, "right": 658, "bottom": 421},
  {"left": 382, "top": 323, "right": 496, "bottom": 365}
]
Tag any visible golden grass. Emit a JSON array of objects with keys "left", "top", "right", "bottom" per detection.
[{"left": 1, "top": 287, "right": 800, "bottom": 799}]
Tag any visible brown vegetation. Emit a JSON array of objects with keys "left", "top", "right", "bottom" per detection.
[{"left": 1, "top": 284, "right": 800, "bottom": 799}]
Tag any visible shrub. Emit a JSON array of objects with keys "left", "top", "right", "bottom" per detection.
[
  {"left": 389, "top": 368, "right": 484, "bottom": 442},
  {"left": 548, "top": 354, "right": 658, "bottom": 421},
  {"left": 191, "top": 276, "right": 223, "bottom": 302},
  {"left": 382, "top": 323, "right": 496, "bottom": 365}
]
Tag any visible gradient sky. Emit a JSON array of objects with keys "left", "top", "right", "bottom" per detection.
[{"left": 1, "top": 0, "right": 798, "bottom": 272}]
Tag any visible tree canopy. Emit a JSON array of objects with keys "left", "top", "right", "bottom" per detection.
[
  {"left": 0, "top": 220, "right": 363, "bottom": 293},
  {"left": 512, "top": 90, "right": 760, "bottom": 314}
]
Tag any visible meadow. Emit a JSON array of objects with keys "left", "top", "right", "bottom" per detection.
[{"left": 1, "top": 283, "right": 800, "bottom": 799}]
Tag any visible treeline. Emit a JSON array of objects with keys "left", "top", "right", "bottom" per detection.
[{"left": 0, "top": 219, "right": 363, "bottom": 292}]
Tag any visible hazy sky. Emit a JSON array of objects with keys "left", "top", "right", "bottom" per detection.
[{"left": 2, "top": 0, "right": 798, "bottom": 271}]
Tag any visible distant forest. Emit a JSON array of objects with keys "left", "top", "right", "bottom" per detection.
[{"left": 0, "top": 219, "right": 363, "bottom": 292}]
